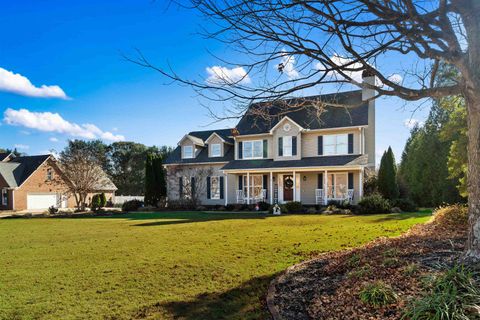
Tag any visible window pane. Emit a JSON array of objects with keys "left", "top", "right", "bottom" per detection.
[
  {"left": 324, "top": 145, "right": 336, "bottom": 155},
  {"left": 336, "top": 134, "right": 348, "bottom": 154},
  {"left": 283, "top": 136, "right": 292, "bottom": 156},
  {"left": 211, "top": 177, "right": 220, "bottom": 199},
  {"left": 324, "top": 135, "right": 335, "bottom": 146},
  {"left": 211, "top": 144, "right": 221, "bottom": 157},
  {"left": 183, "top": 146, "right": 193, "bottom": 158},
  {"left": 243, "top": 142, "right": 252, "bottom": 158},
  {"left": 253, "top": 141, "right": 263, "bottom": 157}
]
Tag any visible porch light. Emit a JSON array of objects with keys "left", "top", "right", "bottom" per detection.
[{"left": 303, "top": 175, "right": 307, "bottom": 181}]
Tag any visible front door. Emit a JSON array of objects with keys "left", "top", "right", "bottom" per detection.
[{"left": 283, "top": 175, "right": 294, "bottom": 201}]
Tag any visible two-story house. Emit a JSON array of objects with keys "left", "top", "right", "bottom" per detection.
[{"left": 164, "top": 74, "right": 375, "bottom": 206}]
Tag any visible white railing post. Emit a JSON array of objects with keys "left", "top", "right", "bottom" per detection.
[
  {"left": 225, "top": 174, "right": 228, "bottom": 206},
  {"left": 324, "top": 170, "right": 328, "bottom": 205},
  {"left": 270, "top": 172, "right": 273, "bottom": 204},
  {"left": 246, "top": 172, "right": 250, "bottom": 205},
  {"left": 293, "top": 170, "right": 296, "bottom": 202}
]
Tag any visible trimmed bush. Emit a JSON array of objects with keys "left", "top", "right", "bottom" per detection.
[
  {"left": 359, "top": 281, "right": 397, "bottom": 307},
  {"left": 284, "top": 201, "right": 304, "bottom": 213},
  {"left": 403, "top": 265, "right": 480, "bottom": 320},
  {"left": 48, "top": 205, "right": 59, "bottom": 215},
  {"left": 358, "top": 194, "right": 391, "bottom": 214},
  {"left": 257, "top": 201, "right": 270, "bottom": 211},
  {"left": 122, "top": 199, "right": 144, "bottom": 212},
  {"left": 91, "top": 194, "right": 102, "bottom": 212},
  {"left": 99, "top": 193, "right": 107, "bottom": 208},
  {"left": 392, "top": 198, "right": 417, "bottom": 212}
]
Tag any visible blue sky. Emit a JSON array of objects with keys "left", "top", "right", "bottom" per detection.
[{"left": 0, "top": 0, "right": 430, "bottom": 164}]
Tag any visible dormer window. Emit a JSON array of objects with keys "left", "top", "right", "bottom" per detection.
[
  {"left": 211, "top": 143, "right": 221, "bottom": 157},
  {"left": 183, "top": 145, "right": 194, "bottom": 159}
]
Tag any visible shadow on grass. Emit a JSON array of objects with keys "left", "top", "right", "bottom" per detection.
[
  {"left": 369, "top": 210, "right": 432, "bottom": 223},
  {"left": 132, "top": 274, "right": 276, "bottom": 320}
]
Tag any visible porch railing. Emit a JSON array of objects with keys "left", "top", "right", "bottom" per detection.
[
  {"left": 315, "top": 188, "right": 354, "bottom": 205},
  {"left": 236, "top": 189, "right": 267, "bottom": 204}
]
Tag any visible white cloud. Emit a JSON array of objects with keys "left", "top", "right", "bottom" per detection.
[
  {"left": 4, "top": 108, "right": 125, "bottom": 142},
  {"left": 403, "top": 118, "right": 424, "bottom": 129},
  {"left": 316, "top": 54, "right": 365, "bottom": 83},
  {"left": 49, "top": 137, "right": 59, "bottom": 142},
  {"left": 0, "top": 67, "right": 68, "bottom": 99},
  {"left": 277, "top": 53, "right": 299, "bottom": 80},
  {"left": 14, "top": 144, "right": 29, "bottom": 150},
  {"left": 388, "top": 74, "right": 403, "bottom": 84},
  {"left": 206, "top": 66, "right": 251, "bottom": 85}
]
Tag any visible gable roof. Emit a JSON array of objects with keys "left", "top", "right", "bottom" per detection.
[
  {"left": 0, "top": 154, "right": 51, "bottom": 187},
  {"left": 188, "top": 128, "right": 234, "bottom": 144},
  {"left": 164, "top": 143, "right": 234, "bottom": 165},
  {"left": 235, "top": 90, "right": 368, "bottom": 135},
  {"left": 0, "top": 152, "right": 13, "bottom": 162}
]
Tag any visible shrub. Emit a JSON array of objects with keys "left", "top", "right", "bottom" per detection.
[
  {"left": 359, "top": 281, "right": 397, "bottom": 307},
  {"left": 225, "top": 204, "right": 236, "bottom": 211},
  {"left": 433, "top": 204, "right": 468, "bottom": 227},
  {"left": 122, "top": 199, "right": 144, "bottom": 212},
  {"left": 328, "top": 200, "right": 352, "bottom": 209},
  {"left": 284, "top": 201, "right": 304, "bottom": 213},
  {"left": 358, "top": 194, "right": 391, "bottom": 214},
  {"left": 167, "top": 199, "right": 195, "bottom": 211},
  {"left": 99, "top": 193, "right": 107, "bottom": 208},
  {"left": 257, "top": 201, "right": 270, "bottom": 211},
  {"left": 90, "top": 194, "right": 102, "bottom": 212},
  {"left": 348, "top": 265, "right": 372, "bottom": 279},
  {"left": 346, "top": 253, "right": 361, "bottom": 268},
  {"left": 196, "top": 206, "right": 207, "bottom": 211},
  {"left": 306, "top": 207, "right": 317, "bottom": 214},
  {"left": 382, "top": 257, "right": 400, "bottom": 268},
  {"left": 403, "top": 263, "right": 419, "bottom": 276},
  {"left": 48, "top": 205, "right": 59, "bottom": 215},
  {"left": 392, "top": 198, "right": 417, "bottom": 212},
  {"left": 403, "top": 265, "right": 480, "bottom": 320}
]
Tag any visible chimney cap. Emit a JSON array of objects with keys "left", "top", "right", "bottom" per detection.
[{"left": 362, "top": 69, "right": 375, "bottom": 78}]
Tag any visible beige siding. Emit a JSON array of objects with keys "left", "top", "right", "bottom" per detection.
[
  {"left": 234, "top": 135, "right": 273, "bottom": 160},
  {"left": 364, "top": 100, "right": 376, "bottom": 167},
  {"left": 301, "top": 128, "right": 361, "bottom": 158},
  {"left": 272, "top": 119, "right": 301, "bottom": 161}
]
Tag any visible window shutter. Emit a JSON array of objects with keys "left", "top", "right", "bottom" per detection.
[
  {"left": 263, "top": 139, "right": 268, "bottom": 158},
  {"left": 318, "top": 173, "right": 324, "bottom": 189},
  {"left": 263, "top": 175, "right": 268, "bottom": 199},
  {"left": 238, "top": 141, "right": 243, "bottom": 159},
  {"left": 220, "top": 177, "right": 224, "bottom": 199},
  {"left": 278, "top": 137, "right": 283, "bottom": 156},
  {"left": 238, "top": 175, "right": 243, "bottom": 191},
  {"left": 348, "top": 134, "right": 354, "bottom": 154},
  {"left": 348, "top": 172, "right": 354, "bottom": 189},
  {"left": 318, "top": 136, "right": 323, "bottom": 155},
  {"left": 191, "top": 177, "right": 195, "bottom": 196},
  {"left": 179, "top": 177, "right": 183, "bottom": 197},
  {"left": 207, "top": 177, "right": 211, "bottom": 199},
  {"left": 292, "top": 136, "right": 297, "bottom": 156}
]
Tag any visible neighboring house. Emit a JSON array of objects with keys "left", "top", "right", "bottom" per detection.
[
  {"left": 0, "top": 153, "right": 117, "bottom": 211},
  {"left": 164, "top": 74, "right": 376, "bottom": 206}
]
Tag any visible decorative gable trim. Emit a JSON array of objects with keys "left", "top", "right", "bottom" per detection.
[
  {"left": 269, "top": 116, "right": 304, "bottom": 134},
  {"left": 178, "top": 134, "right": 205, "bottom": 147},
  {"left": 205, "top": 132, "right": 233, "bottom": 145}
]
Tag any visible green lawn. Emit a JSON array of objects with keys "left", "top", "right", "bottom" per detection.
[{"left": 0, "top": 211, "right": 431, "bottom": 320}]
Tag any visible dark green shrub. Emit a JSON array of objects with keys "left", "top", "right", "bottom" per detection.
[
  {"left": 358, "top": 194, "right": 391, "bottom": 214},
  {"left": 99, "top": 193, "right": 107, "bottom": 207},
  {"left": 167, "top": 199, "right": 195, "bottom": 210},
  {"left": 257, "top": 201, "right": 270, "bottom": 211},
  {"left": 392, "top": 198, "right": 417, "bottom": 212},
  {"left": 359, "top": 281, "right": 397, "bottom": 307},
  {"left": 403, "top": 265, "right": 480, "bottom": 320},
  {"left": 122, "top": 199, "right": 144, "bottom": 212},
  {"left": 225, "top": 204, "right": 236, "bottom": 211},
  {"left": 284, "top": 201, "right": 304, "bottom": 213},
  {"left": 48, "top": 205, "right": 59, "bottom": 215},
  {"left": 91, "top": 194, "right": 102, "bottom": 212}
]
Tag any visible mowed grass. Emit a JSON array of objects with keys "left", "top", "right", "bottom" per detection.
[{"left": 0, "top": 211, "right": 431, "bottom": 320}]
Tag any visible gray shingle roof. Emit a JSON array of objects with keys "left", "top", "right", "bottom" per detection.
[
  {"left": 235, "top": 90, "right": 368, "bottom": 135},
  {"left": 0, "top": 154, "right": 51, "bottom": 187},
  {"left": 164, "top": 143, "right": 234, "bottom": 165},
  {"left": 221, "top": 155, "right": 368, "bottom": 171},
  {"left": 0, "top": 152, "right": 13, "bottom": 162}
]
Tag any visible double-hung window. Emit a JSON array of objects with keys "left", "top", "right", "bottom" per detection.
[
  {"left": 210, "top": 176, "right": 220, "bottom": 199},
  {"left": 283, "top": 136, "right": 293, "bottom": 156},
  {"left": 210, "top": 144, "right": 221, "bottom": 157},
  {"left": 183, "top": 145, "right": 194, "bottom": 158},
  {"left": 243, "top": 140, "right": 263, "bottom": 159},
  {"left": 1, "top": 189, "right": 7, "bottom": 206},
  {"left": 323, "top": 134, "right": 348, "bottom": 155}
]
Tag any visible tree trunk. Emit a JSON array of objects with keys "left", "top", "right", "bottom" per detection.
[{"left": 464, "top": 93, "right": 480, "bottom": 262}]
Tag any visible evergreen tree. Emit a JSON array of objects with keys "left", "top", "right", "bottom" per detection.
[
  {"left": 377, "top": 147, "right": 399, "bottom": 200},
  {"left": 144, "top": 154, "right": 157, "bottom": 206}
]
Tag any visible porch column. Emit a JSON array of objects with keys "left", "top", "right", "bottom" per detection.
[
  {"left": 246, "top": 172, "right": 250, "bottom": 205},
  {"left": 324, "top": 170, "right": 328, "bottom": 205},
  {"left": 225, "top": 174, "right": 228, "bottom": 206},
  {"left": 359, "top": 168, "right": 364, "bottom": 199},
  {"left": 270, "top": 172, "right": 273, "bottom": 204},
  {"left": 293, "top": 170, "right": 296, "bottom": 202}
]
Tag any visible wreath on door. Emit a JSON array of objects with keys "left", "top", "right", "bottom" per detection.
[{"left": 284, "top": 177, "right": 294, "bottom": 189}]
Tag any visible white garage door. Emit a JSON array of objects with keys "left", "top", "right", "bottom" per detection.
[{"left": 27, "top": 194, "right": 58, "bottom": 210}]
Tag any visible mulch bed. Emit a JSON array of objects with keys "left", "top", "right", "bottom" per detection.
[{"left": 268, "top": 216, "right": 467, "bottom": 320}]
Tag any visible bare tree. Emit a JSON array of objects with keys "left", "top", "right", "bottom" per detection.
[
  {"left": 133, "top": 0, "right": 480, "bottom": 261},
  {"left": 60, "top": 144, "right": 111, "bottom": 211},
  {"left": 166, "top": 166, "right": 214, "bottom": 207}
]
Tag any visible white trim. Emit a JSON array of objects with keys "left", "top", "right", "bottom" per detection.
[
  {"left": 304, "top": 125, "right": 368, "bottom": 133},
  {"left": 163, "top": 161, "right": 229, "bottom": 167},
  {"left": 234, "top": 133, "right": 271, "bottom": 138},
  {"left": 210, "top": 143, "right": 222, "bottom": 157},
  {"left": 209, "top": 176, "right": 221, "bottom": 200},
  {"left": 246, "top": 172, "right": 250, "bottom": 205},
  {"left": 225, "top": 174, "right": 228, "bottom": 206},
  {"left": 223, "top": 165, "right": 365, "bottom": 174},
  {"left": 269, "top": 172, "right": 273, "bottom": 204},
  {"left": 205, "top": 132, "right": 233, "bottom": 145},
  {"left": 242, "top": 140, "right": 264, "bottom": 159},
  {"left": 177, "top": 134, "right": 205, "bottom": 147},
  {"left": 182, "top": 145, "right": 194, "bottom": 159},
  {"left": 269, "top": 116, "right": 304, "bottom": 134},
  {"left": 359, "top": 167, "right": 364, "bottom": 199}
]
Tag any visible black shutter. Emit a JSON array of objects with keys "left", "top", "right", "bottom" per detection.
[
  {"left": 191, "top": 177, "right": 195, "bottom": 196},
  {"left": 263, "top": 175, "right": 268, "bottom": 199},
  {"left": 318, "top": 136, "right": 323, "bottom": 155},
  {"left": 278, "top": 137, "right": 283, "bottom": 156},
  {"left": 238, "top": 175, "right": 243, "bottom": 191},
  {"left": 238, "top": 141, "right": 243, "bottom": 159},
  {"left": 292, "top": 136, "right": 297, "bottom": 156},
  {"left": 207, "top": 177, "right": 211, "bottom": 199},
  {"left": 318, "top": 173, "right": 324, "bottom": 189},
  {"left": 220, "top": 177, "right": 224, "bottom": 199},
  {"left": 179, "top": 177, "right": 183, "bottom": 197},
  {"left": 263, "top": 139, "right": 268, "bottom": 158},
  {"left": 348, "top": 134, "right": 354, "bottom": 154},
  {"left": 348, "top": 172, "right": 354, "bottom": 189}
]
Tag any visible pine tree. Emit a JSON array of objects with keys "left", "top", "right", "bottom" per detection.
[
  {"left": 144, "top": 154, "right": 156, "bottom": 206},
  {"left": 377, "top": 147, "right": 399, "bottom": 200}
]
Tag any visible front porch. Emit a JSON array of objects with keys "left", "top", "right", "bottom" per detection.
[{"left": 224, "top": 168, "right": 364, "bottom": 205}]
